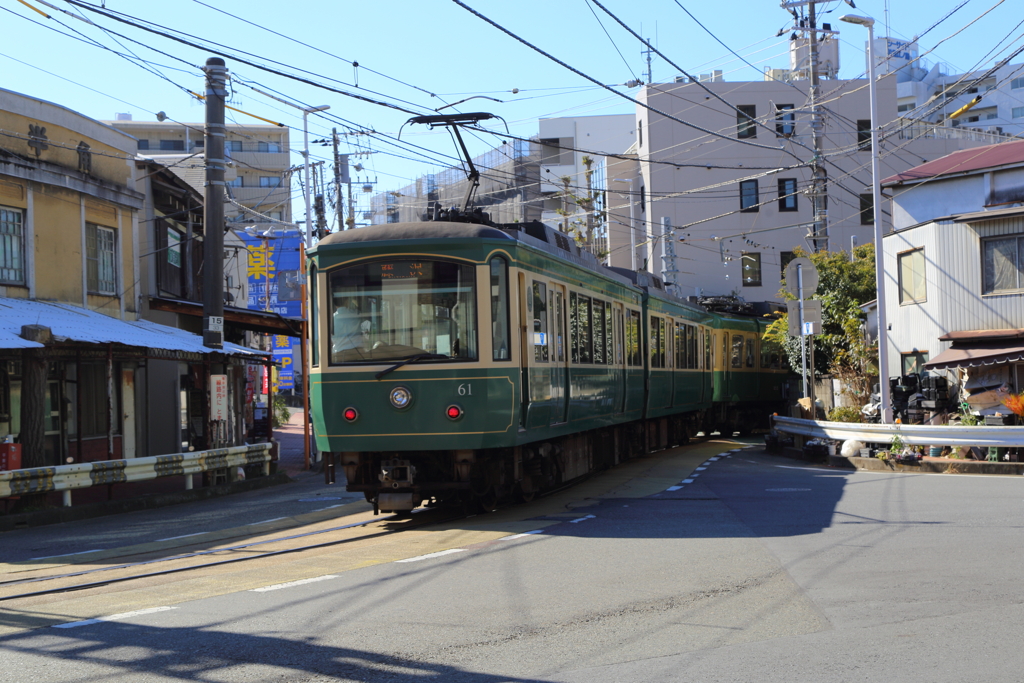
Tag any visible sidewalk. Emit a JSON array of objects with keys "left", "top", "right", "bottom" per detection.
[{"left": 273, "top": 407, "right": 320, "bottom": 478}]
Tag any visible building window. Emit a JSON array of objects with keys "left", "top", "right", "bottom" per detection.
[
  {"left": 775, "top": 104, "right": 794, "bottom": 137},
  {"left": 259, "top": 176, "right": 282, "bottom": 188},
  {"left": 857, "top": 119, "right": 872, "bottom": 151},
  {"left": 780, "top": 250, "right": 795, "bottom": 280},
  {"left": 137, "top": 139, "right": 150, "bottom": 150},
  {"left": 737, "top": 105, "right": 756, "bottom": 139},
  {"left": 740, "top": 179, "right": 759, "bottom": 212},
  {"left": 778, "top": 178, "right": 798, "bottom": 211},
  {"left": 86, "top": 223, "right": 117, "bottom": 295},
  {"left": 898, "top": 247, "right": 926, "bottom": 303},
  {"left": 741, "top": 252, "right": 762, "bottom": 286},
  {"left": 226, "top": 176, "right": 243, "bottom": 187},
  {"left": 982, "top": 235, "right": 1024, "bottom": 293},
  {"left": 0, "top": 206, "right": 25, "bottom": 285},
  {"left": 638, "top": 119, "right": 643, "bottom": 147},
  {"left": 257, "top": 141, "right": 281, "bottom": 153},
  {"left": 1013, "top": 106, "right": 1024, "bottom": 119},
  {"left": 897, "top": 103, "right": 914, "bottom": 113},
  {"left": 159, "top": 139, "right": 185, "bottom": 151},
  {"left": 639, "top": 185, "right": 646, "bottom": 213},
  {"left": 228, "top": 140, "right": 243, "bottom": 152},
  {"left": 901, "top": 351, "right": 929, "bottom": 376},
  {"left": 1012, "top": 77, "right": 1024, "bottom": 90},
  {"left": 859, "top": 193, "right": 874, "bottom": 224}
]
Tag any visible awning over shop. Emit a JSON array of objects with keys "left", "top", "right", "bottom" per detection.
[
  {"left": 0, "top": 297, "right": 266, "bottom": 358},
  {"left": 924, "top": 338, "right": 1024, "bottom": 370}
]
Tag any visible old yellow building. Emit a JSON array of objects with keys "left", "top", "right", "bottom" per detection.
[{"left": 0, "top": 88, "right": 261, "bottom": 469}]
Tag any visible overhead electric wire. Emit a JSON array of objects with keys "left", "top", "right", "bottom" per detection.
[{"left": 583, "top": 0, "right": 640, "bottom": 83}]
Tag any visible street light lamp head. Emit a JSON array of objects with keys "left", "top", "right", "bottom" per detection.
[
  {"left": 305, "top": 105, "right": 331, "bottom": 113},
  {"left": 839, "top": 13, "right": 875, "bottom": 27}
]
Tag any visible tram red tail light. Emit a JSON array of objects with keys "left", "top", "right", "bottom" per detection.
[
  {"left": 445, "top": 404, "right": 463, "bottom": 420},
  {"left": 343, "top": 407, "right": 359, "bottom": 422}
]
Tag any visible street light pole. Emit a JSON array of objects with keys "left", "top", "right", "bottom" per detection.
[{"left": 841, "top": 13, "right": 892, "bottom": 424}]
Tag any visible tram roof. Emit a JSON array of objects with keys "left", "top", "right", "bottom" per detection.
[{"left": 316, "top": 222, "right": 513, "bottom": 247}]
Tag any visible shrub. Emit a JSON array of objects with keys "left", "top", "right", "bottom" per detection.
[{"left": 827, "top": 406, "right": 863, "bottom": 423}]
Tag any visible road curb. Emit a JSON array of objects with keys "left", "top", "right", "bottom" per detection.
[
  {"left": 828, "top": 455, "right": 1024, "bottom": 475},
  {"left": 0, "top": 472, "right": 293, "bottom": 533}
]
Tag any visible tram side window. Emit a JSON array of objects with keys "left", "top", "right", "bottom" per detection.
[
  {"left": 605, "top": 303, "right": 613, "bottom": 365},
  {"left": 577, "top": 294, "right": 593, "bottom": 363},
  {"left": 731, "top": 334, "right": 744, "bottom": 368},
  {"left": 705, "top": 329, "right": 712, "bottom": 369},
  {"left": 746, "top": 338, "right": 755, "bottom": 368},
  {"left": 651, "top": 316, "right": 666, "bottom": 368},
  {"left": 688, "top": 325, "right": 698, "bottom": 369},
  {"left": 592, "top": 300, "right": 605, "bottom": 364},
  {"left": 310, "top": 265, "right": 319, "bottom": 367},
  {"left": 626, "top": 310, "right": 641, "bottom": 366},
  {"left": 533, "top": 282, "right": 548, "bottom": 362},
  {"left": 761, "top": 337, "right": 772, "bottom": 368},
  {"left": 675, "top": 323, "right": 685, "bottom": 369},
  {"left": 570, "top": 293, "right": 579, "bottom": 363},
  {"left": 491, "top": 258, "right": 510, "bottom": 361},
  {"left": 554, "top": 290, "right": 565, "bottom": 362},
  {"left": 615, "top": 308, "right": 624, "bottom": 365}
]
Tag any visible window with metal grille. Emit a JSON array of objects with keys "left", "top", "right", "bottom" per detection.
[
  {"left": 778, "top": 178, "right": 798, "bottom": 211},
  {"left": 0, "top": 206, "right": 25, "bottom": 284},
  {"left": 775, "top": 104, "right": 794, "bottom": 136},
  {"left": 86, "top": 223, "right": 117, "bottom": 295}
]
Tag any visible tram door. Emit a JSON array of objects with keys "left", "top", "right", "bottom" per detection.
[
  {"left": 518, "top": 272, "right": 530, "bottom": 430},
  {"left": 550, "top": 284, "right": 569, "bottom": 425}
]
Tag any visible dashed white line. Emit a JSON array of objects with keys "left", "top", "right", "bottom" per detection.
[
  {"left": 312, "top": 504, "right": 345, "bottom": 512},
  {"left": 569, "top": 514, "right": 596, "bottom": 524},
  {"left": 155, "top": 532, "right": 206, "bottom": 542},
  {"left": 30, "top": 549, "right": 103, "bottom": 561},
  {"left": 397, "top": 548, "right": 467, "bottom": 563},
  {"left": 696, "top": 467, "right": 707, "bottom": 471},
  {"left": 499, "top": 530, "right": 545, "bottom": 540},
  {"left": 251, "top": 575, "right": 339, "bottom": 592},
  {"left": 708, "top": 457, "right": 720, "bottom": 461},
  {"left": 682, "top": 478, "right": 695, "bottom": 484},
  {"left": 666, "top": 485, "right": 683, "bottom": 491},
  {"left": 53, "top": 606, "right": 176, "bottom": 629},
  {"left": 249, "top": 517, "right": 285, "bottom": 526}
]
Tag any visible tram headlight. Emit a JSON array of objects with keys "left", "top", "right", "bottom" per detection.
[{"left": 389, "top": 386, "right": 412, "bottom": 409}]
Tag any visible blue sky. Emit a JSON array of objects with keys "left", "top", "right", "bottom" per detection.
[{"left": 2, "top": 0, "right": 1019, "bottom": 223}]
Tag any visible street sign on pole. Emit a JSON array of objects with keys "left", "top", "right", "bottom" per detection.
[
  {"left": 785, "top": 257, "right": 818, "bottom": 297},
  {"left": 788, "top": 299, "right": 822, "bottom": 336}
]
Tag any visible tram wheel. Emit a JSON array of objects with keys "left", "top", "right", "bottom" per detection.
[{"left": 477, "top": 487, "right": 500, "bottom": 513}]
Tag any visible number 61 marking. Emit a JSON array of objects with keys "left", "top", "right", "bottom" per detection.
[{"left": 457, "top": 383, "right": 473, "bottom": 396}]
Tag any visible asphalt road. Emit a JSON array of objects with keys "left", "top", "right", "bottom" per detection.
[{"left": 2, "top": 441, "right": 1023, "bottom": 682}]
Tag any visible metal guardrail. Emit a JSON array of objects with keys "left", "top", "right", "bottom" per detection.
[
  {"left": 0, "top": 443, "right": 273, "bottom": 507},
  {"left": 772, "top": 416, "right": 1024, "bottom": 448}
]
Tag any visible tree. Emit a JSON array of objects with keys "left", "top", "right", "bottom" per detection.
[{"left": 763, "top": 244, "right": 877, "bottom": 405}]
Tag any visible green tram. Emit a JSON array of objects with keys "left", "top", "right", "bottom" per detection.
[{"left": 307, "top": 220, "right": 789, "bottom": 514}]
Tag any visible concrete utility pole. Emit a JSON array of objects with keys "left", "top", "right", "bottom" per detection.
[
  {"left": 202, "top": 57, "right": 227, "bottom": 349},
  {"left": 660, "top": 217, "right": 680, "bottom": 296},
  {"left": 807, "top": 1, "right": 829, "bottom": 252},
  {"left": 332, "top": 129, "right": 344, "bottom": 231}
]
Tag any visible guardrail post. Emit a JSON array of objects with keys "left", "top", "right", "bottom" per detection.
[
  {"left": 185, "top": 474, "right": 193, "bottom": 491},
  {"left": 62, "top": 490, "right": 71, "bottom": 507}
]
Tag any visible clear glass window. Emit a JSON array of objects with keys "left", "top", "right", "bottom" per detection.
[
  {"left": 0, "top": 206, "right": 25, "bottom": 284},
  {"left": 86, "top": 223, "right": 117, "bottom": 295},
  {"left": 490, "top": 258, "right": 510, "bottom": 361},
  {"left": 898, "top": 248, "right": 927, "bottom": 303},
  {"left": 731, "top": 334, "right": 743, "bottom": 368},
  {"left": 328, "top": 259, "right": 477, "bottom": 364}
]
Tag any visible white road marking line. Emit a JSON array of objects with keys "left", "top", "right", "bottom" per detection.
[
  {"left": 666, "top": 486, "right": 683, "bottom": 491},
  {"left": 682, "top": 478, "right": 695, "bottom": 484},
  {"left": 155, "top": 532, "right": 206, "bottom": 542},
  {"left": 249, "top": 517, "right": 285, "bottom": 526},
  {"left": 298, "top": 497, "right": 343, "bottom": 502},
  {"left": 776, "top": 465, "right": 829, "bottom": 472},
  {"left": 696, "top": 467, "right": 707, "bottom": 471},
  {"left": 568, "top": 514, "right": 596, "bottom": 524},
  {"left": 30, "top": 549, "right": 103, "bottom": 561},
  {"left": 397, "top": 549, "right": 467, "bottom": 563},
  {"left": 708, "top": 457, "right": 720, "bottom": 461},
  {"left": 312, "top": 504, "right": 345, "bottom": 512},
  {"left": 766, "top": 488, "right": 812, "bottom": 492},
  {"left": 689, "top": 473, "right": 700, "bottom": 477},
  {"left": 499, "top": 530, "right": 545, "bottom": 540},
  {"left": 251, "top": 575, "right": 339, "bottom": 592},
  {"left": 53, "top": 606, "right": 176, "bottom": 629}
]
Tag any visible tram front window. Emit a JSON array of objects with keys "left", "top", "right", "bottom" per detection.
[{"left": 328, "top": 260, "right": 477, "bottom": 364}]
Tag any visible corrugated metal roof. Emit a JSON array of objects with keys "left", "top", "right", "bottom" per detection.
[
  {"left": 882, "top": 138, "right": 1024, "bottom": 187},
  {"left": 0, "top": 298, "right": 265, "bottom": 358}
]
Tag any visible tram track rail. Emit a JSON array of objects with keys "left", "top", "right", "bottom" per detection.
[{"left": 0, "top": 508, "right": 464, "bottom": 603}]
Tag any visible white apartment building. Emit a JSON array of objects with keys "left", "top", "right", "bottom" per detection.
[
  {"left": 105, "top": 116, "right": 292, "bottom": 227},
  {"left": 609, "top": 72, "right": 1010, "bottom": 302}
]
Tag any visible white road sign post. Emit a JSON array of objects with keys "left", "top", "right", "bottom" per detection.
[{"left": 785, "top": 258, "right": 820, "bottom": 404}]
